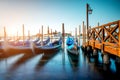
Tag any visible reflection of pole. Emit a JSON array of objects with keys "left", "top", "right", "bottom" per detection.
[
  {"left": 5, "top": 58, "right": 8, "bottom": 70},
  {"left": 62, "top": 23, "right": 65, "bottom": 48},
  {"left": 22, "top": 24, "right": 24, "bottom": 46}
]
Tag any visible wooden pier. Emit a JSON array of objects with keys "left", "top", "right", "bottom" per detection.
[{"left": 82, "top": 20, "right": 120, "bottom": 64}]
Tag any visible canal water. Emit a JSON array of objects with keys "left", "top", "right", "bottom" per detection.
[{"left": 0, "top": 39, "right": 120, "bottom": 80}]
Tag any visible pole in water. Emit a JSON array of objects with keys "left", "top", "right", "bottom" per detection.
[
  {"left": 79, "top": 25, "right": 81, "bottom": 46},
  {"left": 48, "top": 26, "right": 49, "bottom": 37},
  {"left": 62, "top": 23, "right": 65, "bottom": 49},
  {"left": 51, "top": 29, "right": 52, "bottom": 42},
  {"left": 41, "top": 25, "right": 43, "bottom": 46},
  {"left": 22, "top": 24, "right": 25, "bottom": 46},
  {"left": 4, "top": 27, "right": 6, "bottom": 41}
]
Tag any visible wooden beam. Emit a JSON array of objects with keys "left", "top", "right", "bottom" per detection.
[
  {"left": 104, "top": 25, "right": 118, "bottom": 42},
  {"left": 104, "top": 27, "right": 118, "bottom": 44},
  {"left": 119, "top": 20, "right": 120, "bottom": 56}
]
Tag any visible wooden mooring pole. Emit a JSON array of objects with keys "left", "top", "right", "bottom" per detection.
[
  {"left": 4, "top": 27, "right": 6, "bottom": 41},
  {"left": 28, "top": 30, "right": 30, "bottom": 40},
  {"left": 41, "top": 25, "right": 43, "bottom": 46},
  {"left": 39, "top": 29, "right": 40, "bottom": 38},
  {"left": 22, "top": 24, "right": 25, "bottom": 46},
  {"left": 51, "top": 29, "right": 52, "bottom": 42},
  {"left": 79, "top": 25, "right": 81, "bottom": 45},
  {"left": 62, "top": 23, "right": 65, "bottom": 48},
  {"left": 48, "top": 26, "right": 49, "bottom": 37}
]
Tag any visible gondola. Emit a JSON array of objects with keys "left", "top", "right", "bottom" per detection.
[
  {"left": 0, "top": 37, "right": 50, "bottom": 54},
  {"left": 8, "top": 37, "right": 40, "bottom": 47},
  {"left": 34, "top": 37, "right": 62, "bottom": 54},
  {"left": 66, "top": 36, "right": 79, "bottom": 56}
]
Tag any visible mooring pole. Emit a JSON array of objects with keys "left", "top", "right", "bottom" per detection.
[
  {"left": 62, "top": 23, "right": 65, "bottom": 48},
  {"left": 4, "top": 27, "right": 6, "bottom": 41},
  {"left": 39, "top": 28, "right": 40, "bottom": 38},
  {"left": 82, "top": 21, "right": 85, "bottom": 45},
  {"left": 17, "top": 31, "right": 18, "bottom": 40},
  {"left": 75, "top": 27, "right": 77, "bottom": 39},
  {"left": 28, "top": 30, "right": 30, "bottom": 40},
  {"left": 79, "top": 25, "right": 81, "bottom": 45},
  {"left": 48, "top": 26, "right": 49, "bottom": 37},
  {"left": 22, "top": 24, "right": 25, "bottom": 46},
  {"left": 86, "top": 4, "right": 89, "bottom": 46},
  {"left": 51, "top": 29, "right": 52, "bottom": 42},
  {"left": 41, "top": 25, "right": 43, "bottom": 46}
]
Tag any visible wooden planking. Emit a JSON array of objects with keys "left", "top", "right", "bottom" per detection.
[{"left": 87, "top": 20, "right": 120, "bottom": 57}]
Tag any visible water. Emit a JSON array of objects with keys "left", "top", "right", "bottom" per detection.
[{"left": 0, "top": 39, "right": 120, "bottom": 80}]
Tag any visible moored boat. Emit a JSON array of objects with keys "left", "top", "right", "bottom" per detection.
[
  {"left": 66, "top": 36, "right": 79, "bottom": 56},
  {"left": 34, "top": 37, "right": 62, "bottom": 54}
]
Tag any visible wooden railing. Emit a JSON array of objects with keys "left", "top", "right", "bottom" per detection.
[{"left": 87, "top": 20, "right": 120, "bottom": 57}]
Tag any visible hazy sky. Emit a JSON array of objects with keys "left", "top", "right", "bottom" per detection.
[{"left": 0, "top": 0, "right": 120, "bottom": 36}]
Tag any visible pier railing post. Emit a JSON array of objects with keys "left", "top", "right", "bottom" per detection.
[
  {"left": 119, "top": 20, "right": 120, "bottom": 57},
  {"left": 101, "top": 26, "right": 104, "bottom": 53},
  {"left": 92, "top": 29, "right": 95, "bottom": 49}
]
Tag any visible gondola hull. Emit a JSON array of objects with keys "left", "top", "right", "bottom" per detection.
[{"left": 34, "top": 45, "right": 61, "bottom": 54}]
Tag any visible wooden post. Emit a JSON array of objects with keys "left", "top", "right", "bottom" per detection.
[
  {"left": 41, "top": 25, "right": 43, "bottom": 45},
  {"left": 82, "top": 21, "right": 85, "bottom": 45},
  {"left": 85, "top": 25, "right": 86, "bottom": 44},
  {"left": 86, "top": 4, "right": 89, "bottom": 46},
  {"left": 4, "top": 27, "right": 6, "bottom": 41},
  {"left": 93, "top": 29, "right": 95, "bottom": 49},
  {"left": 98, "top": 22, "right": 99, "bottom": 26},
  {"left": 119, "top": 20, "right": 120, "bottom": 57},
  {"left": 39, "top": 29, "right": 40, "bottom": 38},
  {"left": 51, "top": 29, "right": 52, "bottom": 42},
  {"left": 101, "top": 26, "right": 105, "bottom": 54},
  {"left": 17, "top": 31, "right": 18, "bottom": 40},
  {"left": 79, "top": 25, "right": 81, "bottom": 45},
  {"left": 62, "top": 23, "right": 65, "bottom": 48},
  {"left": 28, "top": 30, "right": 30, "bottom": 40},
  {"left": 22, "top": 24, "right": 24, "bottom": 46},
  {"left": 75, "top": 27, "right": 77, "bottom": 39},
  {"left": 48, "top": 26, "right": 49, "bottom": 37}
]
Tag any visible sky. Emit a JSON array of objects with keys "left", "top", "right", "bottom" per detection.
[{"left": 0, "top": 0, "right": 120, "bottom": 36}]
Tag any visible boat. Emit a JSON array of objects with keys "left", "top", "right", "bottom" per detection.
[
  {"left": 66, "top": 36, "right": 79, "bottom": 56},
  {"left": 8, "top": 37, "right": 40, "bottom": 47},
  {"left": 34, "top": 37, "right": 62, "bottom": 54},
  {"left": 0, "top": 37, "right": 50, "bottom": 54}
]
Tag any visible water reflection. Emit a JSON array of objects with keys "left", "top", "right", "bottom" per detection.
[
  {"left": 7, "top": 53, "right": 38, "bottom": 72},
  {"left": 67, "top": 52, "right": 79, "bottom": 70},
  {"left": 35, "top": 51, "right": 60, "bottom": 71},
  {"left": 0, "top": 39, "right": 120, "bottom": 80}
]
